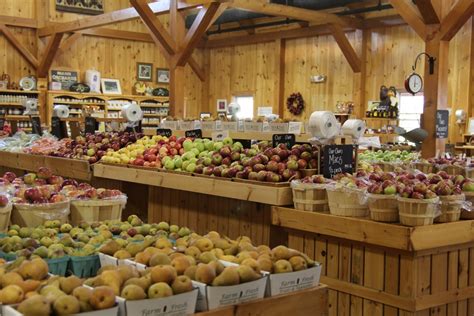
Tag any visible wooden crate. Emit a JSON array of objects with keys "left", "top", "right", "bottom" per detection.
[
  {"left": 194, "top": 285, "right": 328, "bottom": 316},
  {"left": 272, "top": 207, "right": 474, "bottom": 315}
]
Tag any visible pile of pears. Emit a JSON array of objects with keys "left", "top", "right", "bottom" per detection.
[
  {"left": 0, "top": 257, "right": 117, "bottom": 315},
  {"left": 84, "top": 263, "right": 195, "bottom": 301}
]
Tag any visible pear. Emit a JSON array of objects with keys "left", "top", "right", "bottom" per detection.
[
  {"left": 184, "top": 246, "right": 201, "bottom": 260},
  {"left": 18, "top": 295, "right": 51, "bottom": 316},
  {"left": 148, "top": 282, "right": 172, "bottom": 298},
  {"left": 0, "top": 284, "right": 24, "bottom": 304},
  {"left": 208, "top": 260, "right": 225, "bottom": 275},
  {"left": 241, "top": 258, "right": 261, "bottom": 274},
  {"left": 60, "top": 275, "right": 83, "bottom": 294},
  {"left": 113, "top": 250, "right": 132, "bottom": 259},
  {"left": 195, "top": 264, "right": 216, "bottom": 285},
  {"left": 53, "top": 295, "right": 80, "bottom": 315},
  {"left": 125, "top": 243, "right": 144, "bottom": 257},
  {"left": 171, "top": 275, "right": 193, "bottom": 294},
  {"left": 99, "top": 270, "right": 122, "bottom": 295},
  {"left": 199, "top": 251, "right": 217, "bottom": 264},
  {"left": 184, "top": 265, "right": 198, "bottom": 280},
  {"left": 212, "top": 267, "right": 240, "bottom": 286},
  {"left": 194, "top": 238, "right": 214, "bottom": 252},
  {"left": 273, "top": 259, "right": 293, "bottom": 274},
  {"left": 272, "top": 245, "right": 291, "bottom": 260},
  {"left": 289, "top": 256, "right": 308, "bottom": 271},
  {"left": 257, "top": 257, "right": 273, "bottom": 273},
  {"left": 1, "top": 271, "right": 23, "bottom": 287},
  {"left": 150, "top": 265, "right": 177, "bottom": 284},
  {"left": 117, "top": 265, "right": 139, "bottom": 282},
  {"left": 121, "top": 284, "right": 146, "bottom": 301},
  {"left": 124, "top": 277, "right": 151, "bottom": 291},
  {"left": 171, "top": 256, "right": 192, "bottom": 275},
  {"left": 237, "top": 265, "right": 260, "bottom": 283},
  {"left": 72, "top": 286, "right": 92, "bottom": 302},
  {"left": 149, "top": 252, "right": 171, "bottom": 267},
  {"left": 98, "top": 240, "right": 122, "bottom": 256}
]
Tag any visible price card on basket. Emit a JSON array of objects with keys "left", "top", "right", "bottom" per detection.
[
  {"left": 212, "top": 130, "right": 229, "bottom": 142},
  {"left": 156, "top": 128, "right": 172, "bottom": 137},
  {"left": 185, "top": 129, "right": 202, "bottom": 138},
  {"left": 323, "top": 145, "right": 354, "bottom": 179},
  {"left": 85, "top": 117, "right": 97, "bottom": 134},
  {"left": 31, "top": 116, "right": 42, "bottom": 136},
  {"left": 272, "top": 134, "right": 295, "bottom": 149}
]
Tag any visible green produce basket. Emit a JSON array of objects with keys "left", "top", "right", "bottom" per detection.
[
  {"left": 69, "top": 255, "right": 100, "bottom": 278},
  {"left": 47, "top": 256, "right": 70, "bottom": 276},
  {"left": 0, "top": 251, "right": 16, "bottom": 261}
]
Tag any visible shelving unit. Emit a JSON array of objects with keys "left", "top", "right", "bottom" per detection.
[
  {"left": 363, "top": 117, "right": 399, "bottom": 143},
  {"left": 46, "top": 91, "right": 170, "bottom": 130},
  {"left": 0, "top": 89, "right": 41, "bottom": 131}
]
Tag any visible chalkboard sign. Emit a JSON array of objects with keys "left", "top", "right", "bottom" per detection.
[
  {"left": 50, "top": 69, "right": 79, "bottom": 90},
  {"left": 323, "top": 145, "right": 354, "bottom": 179},
  {"left": 31, "top": 116, "right": 42, "bottom": 136},
  {"left": 156, "top": 129, "right": 172, "bottom": 137},
  {"left": 436, "top": 110, "right": 449, "bottom": 139},
  {"left": 125, "top": 121, "right": 142, "bottom": 134},
  {"left": 185, "top": 129, "right": 202, "bottom": 138},
  {"left": 50, "top": 117, "right": 68, "bottom": 139},
  {"left": 272, "top": 134, "right": 295, "bottom": 148},
  {"left": 0, "top": 118, "right": 4, "bottom": 130},
  {"left": 85, "top": 117, "right": 97, "bottom": 134}
]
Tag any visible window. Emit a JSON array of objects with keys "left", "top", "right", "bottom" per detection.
[
  {"left": 399, "top": 94, "right": 424, "bottom": 132},
  {"left": 233, "top": 95, "right": 254, "bottom": 120}
]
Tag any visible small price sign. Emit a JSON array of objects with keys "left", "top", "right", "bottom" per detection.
[
  {"left": 85, "top": 117, "right": 97, "bottom": 134},
  {"left": 0, "top": 118, "right": 5, "bottom": 130},
  {"left": 272, "top": 133, "right": 296, "bottom": 148},
  {"left": 185, "top": 129, "right": 202, "bottom": 138},
  {"left": 31, "top": 116, "right": 42, "bottom": 136},
  {"left": 212, "top": 130, "right": 229, "bottom": 142},
  {"left": 51, "top": 117, "right": 63, "bottom": 139},
  {"left": 323, "top": 145, "right": 354, "bottom": 179},
  {"left": 436, "top": 110, "right": 449, "bottom": 139},
  {"left": 156, "top": 128, "right": 172, "bottom": 137}
]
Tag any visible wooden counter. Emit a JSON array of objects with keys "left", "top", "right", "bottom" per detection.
[
  {"left": 0, "top": 151, "right": 92, "bottom": 181},
  {"left": 195, "top": 285, "right": 328, "bottom": 316},
  {"left": 272, "top": 207, "right": 474, "bottom": 315}
]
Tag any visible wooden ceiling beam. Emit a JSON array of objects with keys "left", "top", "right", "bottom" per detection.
[
  {"left": 439, "top": 0, "right": 474, "bottom": 41},
  {"left": 79, "top": 28, "right": 154, "bottom": 42},
  {"left": 175, "top": 2, "right": 222, "bottom": 66},
  {"left": 0, "top": 24, "right": 39, "bottom": 69},
  {"left": 188, "top": 56, "right": 206, "bottom": 81},
  {"left": 388, "top": 0, "right": 426, "bottom": 39},
  {"left": 327, "top": 23, "right": 361, "bottom": 73},
  {"left": 37, "top": 33, "right": 64, "bottom": 77},
  {"left": 414, "top": 0, "right": 440, "bottom": 24},
  {"left": 224, "top": 0, "right": 362, "bottom": 29},
  {"left": 56, "top": 32, "right": 82, "bottom": 57},
  {"left": 130, "top": 0, "right": 177, "bottom": 56},
  {"left": 0, "top": 16, "right": 37, "bottom": 29},
  {"left": 38, "top": 1, "right": 211, "bottom": 37}
]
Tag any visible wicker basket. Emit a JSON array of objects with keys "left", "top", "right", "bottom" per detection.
[
  {"left": 465, "top": 168, "right": 474, "bottom": 179},
  {"left": 0, "top": 203, "right": 12, "bottom": 232},
  {"left": 327, "top": 188, "right": 368, "bottom": 217},
  {"left": 412, "top": 162, "right": 433, "bottom": 174},
  {"left": 378, "top": 162, "right": 396, "bottom": 172},
  {"left": 398, "top": 197, "right": 439, "bottom": 226},
  {"left": 435, "top": 194, "right": 464, "bottom": 223},
  {"left": 292, "top": 184, "right": 328, "bottom": 212},
  {"left": 70, "top": 198, "right": 126, "bottom": 225},
  {"left": 367, "top": 194, "right": 398, "bottom": 222},
  {"left": 443, "top": 165, "right": 466, "bottom": 176},
  {"left": 300, "top": 169, "right": 318, "bottom": 178},
  {"left": 461, "top": 191, "right": 474, "bottom": 219},
  {"left": 11, "top": 201, "right": 70, "bottom": 227}
]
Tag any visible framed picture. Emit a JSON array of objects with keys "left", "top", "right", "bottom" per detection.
[
  {"left": 55, "top": 0, "right": 104, "bottom": 15},
  {"left": 156, "top": 68, "right": 170, "bottom": 84},
  {"left": 137, "top": 63, "right": 153, "bottom": 82},
  {"left": 217, "top": 99, "right": 228, "bottom": 112},
  {"left": 468, "top": 118, "right": 474, "bottom": 135},
  {"left": 101, "top": 79, "right": 122, "bottom": 95}
]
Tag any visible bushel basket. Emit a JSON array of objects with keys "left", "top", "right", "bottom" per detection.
[
  {"left": 435, "top": 194, "right": 465, "bottom": 223},
  {"left": 367, "top": 194, "right": 398, "bottom": 222},
  {"left": 11, "top": 200, "right": 70, "bottom": 227},
  {"left": 398, "top": 197, "right": 439, "bottom": 226},
  {"left": 0, "top": 203, "right": 12, "bottom": 232},
  {"left": 69, "top": 198, "right": 126, "bottom": 225},
  {"left": 461, "top": 191, "right": 474, "bottom": 219},
  {"left": 327, "top": 187, "right": 368, "bottom": 217},
  {"left": 292, "top": 183, "right": 328, "bottom": 212}
]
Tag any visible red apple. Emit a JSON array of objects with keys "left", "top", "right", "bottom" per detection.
[{"left": 0, "top": 195, "right": 8, "bottom": 207}]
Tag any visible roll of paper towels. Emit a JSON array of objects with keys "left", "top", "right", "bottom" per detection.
[
  {"left": 121, "top": 102, "right": 143, "bottom": 122},
  {"left": 307, "top": 111, "right": 339, "bottom": 139},
  {"left": 53, "top": 105, "right": 70, "bottom": 118},
  {"left": 342, "top": 119, "right": 366, "bottom": 139}
]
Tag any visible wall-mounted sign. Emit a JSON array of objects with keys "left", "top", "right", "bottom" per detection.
[{"left": 50, "top": 69, "right": 79, "bottom": 91}]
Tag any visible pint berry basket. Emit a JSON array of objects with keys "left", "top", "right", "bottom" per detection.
[
  {"left": 291, "top": 182, "right": 328, "bottom": 212},
  {"left": 327, "top": 187, "right": 368, "bottom": 217},
  {"left": 367, "top": 194, "right": 398, "bottom": 222},
  {"left": 436, "top": 194, "right": 465, "bottom": 223},
  {"left": 397, "top": 197, "right": 439, "bottom": 226}
]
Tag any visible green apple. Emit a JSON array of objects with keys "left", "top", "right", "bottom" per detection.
[
  {"left": 222, "top": 137, "right": 233, "bottom": 146},
  {"left": 165, "top": 160, "right": 175, "bottom": 170}
]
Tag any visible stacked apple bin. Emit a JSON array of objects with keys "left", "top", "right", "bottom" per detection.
[{"left": 0, "top": 166, "right": 323, "bottom": 315}]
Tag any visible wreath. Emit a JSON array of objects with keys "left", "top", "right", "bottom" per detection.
[{"left": 287, "top": 92, "right": 304, "bottom": 115}]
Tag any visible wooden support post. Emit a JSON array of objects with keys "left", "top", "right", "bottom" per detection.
[
  {"left": 275, "top": 39, "right": 286, "bottom": 118},
  {"left": 328, "top": 23, "right": 361, "bottom": 73},
  {"left": 37, "top": 32, "right": 64, "bottom": 77},
  {"left": 169, "top": 0, "right": 186, "bottom": 118},
  {"left": 469, "top": 19, "right": 474, "bottom": 133},
  {"left": 0, "top": 24, "right": 39, "bottom": 68},
  {"left": 353, "top": 29, "right": 368, "bottom": 118}
]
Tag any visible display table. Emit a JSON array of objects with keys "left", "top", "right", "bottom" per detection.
[
  {"left": 272, "top": 207, "right": 474, "bottom": 315},
  {"left": 195, "top": 285, "right": 328, "bottom": 316},
  {"left": 93, "top": 163, "right": 291, "bottom": 246}
]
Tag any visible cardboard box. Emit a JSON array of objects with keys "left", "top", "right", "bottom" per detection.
[
  {"left": 192, "top": 277, "right": 267, "bottom": 311},
  {"left": 269, "top": 122, "right": 303, "bottom": 134},
  {"left": 244, "top": 121, "right": 270, "bottom": 132},
  {"left": 99, "top": 253, "right": 127, "bottom": 267},
  {"left": 178, "top": 120, "right": 201, "bottom": 131},
  {"left": 221, "top": 121, "right": 238, "bottom": 132},
  {"left": 3, "top": 304, "right": 119, "bottom": 316},
  {"left": 264, "top": 264, "right": 322, "bottom": 296},
  {"left": 117, "top": 289, "right": 198, "bottom": 316},
  {"left": 122, "top": 259, "right": 147, "bottom": 272},
  {"left": 201, "top": 120, "right": 222, "bottom": 131},
  {"left": 160, "top": 120, "right": 179, "bottom": 130}
]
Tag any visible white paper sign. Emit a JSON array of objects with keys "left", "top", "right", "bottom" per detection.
[
  {"left": 288, "top": 122, "right": 302, "bottom": 134},
  {"left": 258, "top": 107, "right": 273, "bottom": 116},
  {"left": 212, "top": 130, "right": 229, "bottom": 141}
]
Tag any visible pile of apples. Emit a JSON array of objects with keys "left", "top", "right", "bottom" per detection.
[
  {"left": 427, "top": 157, "right": 473, "bottom": 168},
  {"left": 26, "top": 132, "right": 141, "bottom": 164},
  {"left": 101, "top": 135, "right": 319, "bottom": 182},
  {"left": 0, "top": 257, "right": 117, "bottom": 314},
  {"left": 359, "top": 149, "right": 419, "bottom": 163}
]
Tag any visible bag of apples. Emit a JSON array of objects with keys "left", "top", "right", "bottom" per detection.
[
  {"left": 62, "top": 182, "right": 127, "bottom": 225},
  {"left": 12, "top": 198, "right": 70, "bottom": 228},
  {"left": 0, "top": 193, "right": 12, "bottom": 232},
  {"left": 291, "top": 176, "right": 328, "bottom": 212}
]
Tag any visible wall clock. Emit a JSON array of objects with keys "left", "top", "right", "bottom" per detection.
[{"left": 405, "top": 72, "right": 423, "bottom": 95}]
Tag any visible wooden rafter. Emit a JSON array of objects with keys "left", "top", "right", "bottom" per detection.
[
  {"left": 79, "top": 28, "right": 154, "bottom": 42},
  {"left": 130, "top": 0, "right": 177, "bottom": 55},
  {"left": 439, "top": 0, "right": 474, "bottom": 41},
  {"left": 38, "top": 0, "right": 213, "bottom": 37},
  {"left": 0, "top": 24, "right": 39, "bottom": 68},
  {"left": 188, "top": 57, "right": 205, "bottom": 82},
  {"left": 56, "top": 33, "right": 82, "bottom": 57},
  {"left": 175, "top": 2, "right": 222, "bottom": 66},
  {"left": 414, "top": 0, "right": 440, "bottom": 24},
  {"left": 225, "top": 0, "right": 362, "bottom": 29},
  {"left": 327, "top": 23, "right": 361, "bottom": 73},
  {"left": 0, "top": 16, "right": 37, "bottom": 29},
  {"left": 388, "top": 0, "right": 426, "bottom": 39},
  {"left": 37, "top": 33, "right": 64, "bottom": 77}
]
